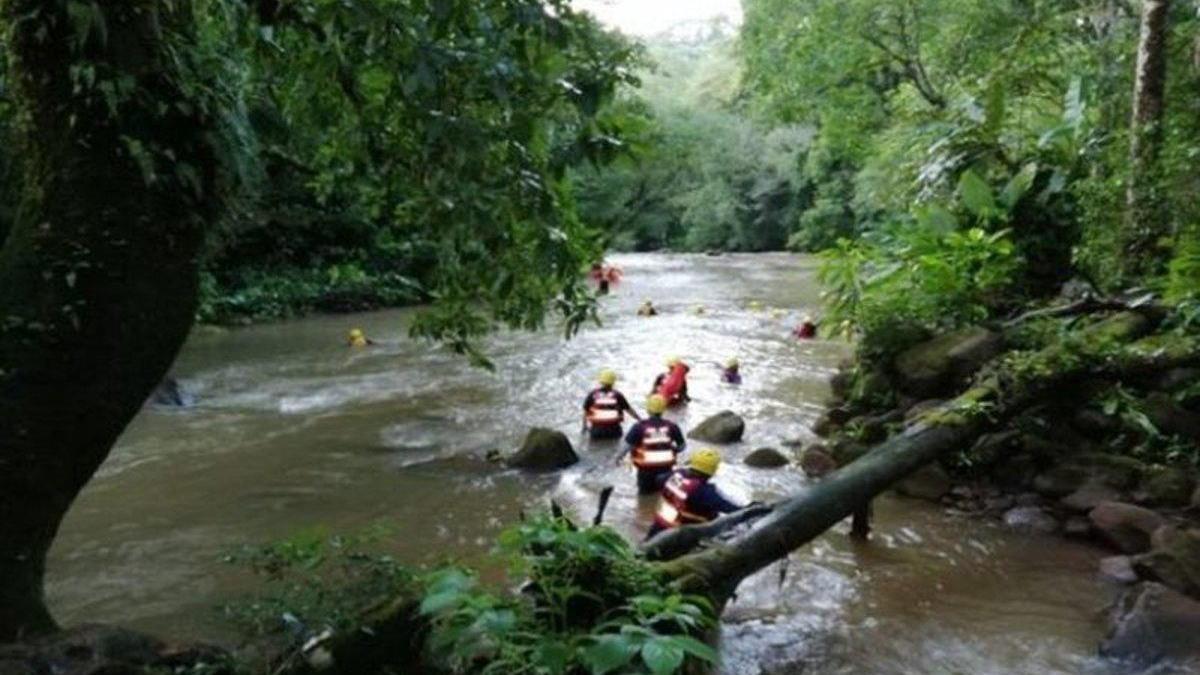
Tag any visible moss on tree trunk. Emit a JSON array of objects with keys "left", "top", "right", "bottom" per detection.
[{"left": 0, "top": 0, "right": 221, "bottom": 641}]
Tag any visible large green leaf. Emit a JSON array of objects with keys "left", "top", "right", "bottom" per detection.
[
  {"left": 641, "top": 637, "right": 685, "bottom": 675},
  {"left": 957, "top": 170, "right": 995, "bottom": 218},
  {"left": 581, "top": 635, "right": 636, "bottom": 675}
]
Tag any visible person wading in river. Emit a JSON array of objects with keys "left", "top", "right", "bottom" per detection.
[
  {"left": 582, "top": 370, "right": 641, "bottom": 440},
  {"left": 721, "top": 358, "right": 742, "bottom": 385},
  {"left": 646, "top": 447, "right": 744, "bottom": 539},
  {"left": 651, "top": 356, "right": 691, "bottom": 406},
  {"left": 614, "top": 394, "right": 685, "bottom": 494},
  {"left": 347, "top": 328, "right": 375, "bottom": 347}
]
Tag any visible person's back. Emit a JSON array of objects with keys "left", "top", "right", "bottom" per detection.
[
  {"left": 721, "top": 358, "right": 742, "bottom": 385},
  {"left": 583, "top": 370, "right": 638, "bottom": 440},
  {"left": 647, "top": 448, "right": 742, "bottom": 539},
  {"left": 619, "top": 395, "right": 685, "bottom": 494}
]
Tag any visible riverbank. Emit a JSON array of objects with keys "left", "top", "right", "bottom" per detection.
[
  {"left": 197, "top": 267, "right": 421, "bottom": 326},
  {"left": 808, "top": 289, "right": 1200, "bottom": 667}
]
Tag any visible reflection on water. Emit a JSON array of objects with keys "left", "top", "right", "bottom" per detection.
[{"left": 46, "top": 253, "right": 1167, "bottom": 673}]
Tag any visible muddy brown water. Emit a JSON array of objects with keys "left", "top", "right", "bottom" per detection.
[{"left": 45, "top": 253, "right": 1178, "bottom": 673}]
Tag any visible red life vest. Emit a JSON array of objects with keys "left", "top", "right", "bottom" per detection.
[
  {"left": 654, "top": 471, "right": 712, "bottom": 530},
  {"left": 587, "top": 388, "right": 623, "bottom": 428},
  {"left": 631, "top": 420, "right": 678, "bottom": 470},
  {"left": 656, "top": 363, "right": 690, "bottom": 405}
]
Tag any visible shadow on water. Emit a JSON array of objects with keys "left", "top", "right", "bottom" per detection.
[{"left": 44, "top": 253, "right": 1182, "bottom": 674}]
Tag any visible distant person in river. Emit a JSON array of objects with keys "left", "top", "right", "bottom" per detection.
[
  {"left": 646, "top": 448, "right": 744, "bottom": 539},
  {"left": 589, "top": 262, "right": 622, "bottom": 295},
  {"left": 614, "top": 394, "right": 686, "bottom": 494},
  {"left": 793, "top": 314, "right": 818, "bottom": 340},
  {"left": 651, "top": 356, "right": 691, "bottom": 406},
  {"left": 347, "top": 328, "right": 375, "bottom": 347},
  {"left": 637, "top": 299, "right": 658, "bottom": 316},
  {"left": 582, "top": 370, "right": 641, "bottom": 440},
  {"left": 721, "top": 358, "right": 742, "bottom": 385}
]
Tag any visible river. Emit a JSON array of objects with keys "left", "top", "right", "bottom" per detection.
[{"left": 46, "top": 253, "right": 1165, "bottom": 674}]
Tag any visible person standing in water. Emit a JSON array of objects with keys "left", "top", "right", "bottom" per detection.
[
  {"left": 721, "top": 358, "right": 742, "bottom": 384},
  {"left": 582, "top": 370, "right": 641, "bottom": 440},
  {"left": 651, "top": 356, "right": 691, "bottom": 406},
  {"left": 347, "top": 328, "right": 375, "bottom": 347},
  {"left": 615, "top": 394, "right": 686, "bottom": 494},
  {"left": 637, "top": 299, "right": 658, "bottom": 316},
  {"left": 793, "top": 314, "right": 818, "bottom": 339},
  {"left": 646, "top": 447, "right": 744, "bottom": 539}
]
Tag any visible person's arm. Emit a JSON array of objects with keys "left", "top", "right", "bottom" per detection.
[
  {"left": 670, "top": 424, "right": 686, "bottom": 453},
  {"left": 698, "top": 484, "right": 743, "bottom": 515},
  {"left": 614, "top": 424, "right": 640, "bottom": 464},
  {"left": 581, "top": 392, "right": 594, "bottom": 432},
  {"left": 650, "top": 374, "right": 664, "bottom": 395},
  {"left": 681, "top": 380, "right": 691, "bottom": 402}
]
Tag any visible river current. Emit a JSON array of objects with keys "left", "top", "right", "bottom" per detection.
[{"left": 47, "top": 253, "right": 1167, "bottom": 674}]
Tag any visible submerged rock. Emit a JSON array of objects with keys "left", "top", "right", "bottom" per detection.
[
  {"left": 800, "top": 446, "right": 837, "bottom": 478},
  {"left": 1099, "top": 555, "right": 1139, "bottom": 585},
  {"left": 688, "top": 411, "right": 745, "bottom": 443},
  {"left": 1132, "top": 526, "right": 1200, "bottom": 600},
  {"left": 1002, "top": 506, "right": 1059, "bottom": 534},
  {"left": 892, "top": 326, "right": 1003, "bottom": 398},
  {"left": 1101, "top": 582, "right": 1200, "bottom": 664},
  {"left": 507, "top": 428, "right": 578, "bottom": 471},
  {"left": 895, "top": 464, "right": 953, "bottom": 501},
  {"left": 744, "top": 447, "right": 789, "bottom": 468},
  {"left": 1089, "top": 501, "right": 1166, "bottom": 554}
]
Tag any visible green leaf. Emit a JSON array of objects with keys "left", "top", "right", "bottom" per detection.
[
  {"left": 957, "top": 170, "right": 995, "bottom": 218},
  {"left": 532, "top": 641, "right": 571, "bottom": 675},
  {"left": 914, "top": 204, "right": 958, "bottom": 234},
  {"left": 581, "top": 635, "right": 636, "bottom": 675},
  {"left": 642, "top": 638, "right": 685, "bottom": 675},
  {"left": 999, "top": 163, "right": 1037, "bottom": 210},
  {"left": 665, "top": 635, "right": 719, "bottom": 663}
]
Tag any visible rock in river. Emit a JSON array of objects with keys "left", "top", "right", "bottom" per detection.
[
  {"left": 895, "top": 464, "right": 953, "bottom": 501},
  {"left": 1002, "top": 506, "right": 1059, "bottom": 534},
  {"left": 1101, "top": 582, "right": 1200, "bottom": 664},
  {"left": 800, "top": 445, "right": 837, "bottom": 478},
  {"left": 1088, "top": 501, "right": 1166, "bottom": 554},
  {"left": 744, "top": 447, "right": 789, "bottom": 468},
  {"left": 1132, "top": 526, "right": 1200, "bottom": 600},
  {"left": 507, "top": 428, "right": 578, "bottom": 471},
  {"left": 688, "top": 411, "right": 745, "bottom": 443}
]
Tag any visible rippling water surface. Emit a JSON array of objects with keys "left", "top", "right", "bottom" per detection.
[{"left": 47, "top": 253, "right": 1167, "bottom": 673}]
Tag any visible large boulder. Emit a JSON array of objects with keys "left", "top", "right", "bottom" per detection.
[
  {"left": 744, "top": 447, "right": 789, "bottom": 468},
  {"left": 1099, "top": 555, "right": 1139, "bottom": 585},
  {"left": 1034, "top": 453, "right": 1146, "bottom": 498},
  {"left": 1089, "top": 501, "right": 1167, "bottom": 554},
  {"left": 895, "top": 464, "right": 953, "bottom": 501},
  {"left": 507, "top": 428, "right": 578, "bottom": 471},
  {"left": 892, "top": 326, "right": 1004, "bottom": 398},
  {"left": 1132, "top": 526, "right": 1200, "bottom": 600},
  {"left": 688, "top": 411, "right": 745, "bottom": 444},
  {"left": 1135, "top": 466, "right": 1197, "bottom": 508},
  {"left": 1060, "top": 481, "right": 1123, "bottom": 514},
  {"left": 1101, "top": 582, "right": 1200, "bottom": 664},
  {"left": 1142, "top": 392, "right": 1200, "bottom": 442}
]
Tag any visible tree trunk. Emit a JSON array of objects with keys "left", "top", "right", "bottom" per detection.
[
  {"left": 0, "top": 1, "right": 220, "bottom": 642},
  {"left": 1124, "top": 0, "right": 1172, "bottom": 279},
  {"left": 659, "top": 314, "right": 1200, "bottom": 606}
]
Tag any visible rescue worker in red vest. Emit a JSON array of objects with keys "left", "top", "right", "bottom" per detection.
[
  {"left": 614, "top": 394, "right": 686, "bottom": 494},
  {"left": 646, "top": 447, "right": 744, "bottom": 539},
  {"left": 582, "top": 370, "right": 640, "bottom": 440},
  {"left": 650, "top": 356, "right": 691, "bottom": 405}
]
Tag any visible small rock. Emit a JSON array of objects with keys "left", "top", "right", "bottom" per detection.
[
  {"left": 1101, "top": 582, "right": 1200, "bottom": 664},
  {"left": 1063, "top": 516, "right": 1092, "bottom": 538},
  {"left": 949, "top": 485, "right": 977, "bottom": 500},
  {"left": 800, "top": 446, "right": 837, "bottom": 478},
  {"left": 1134, "top": 466, "right": 1197, "bottom": 508},
  {"left": 689, "top": 411, "right": 745, "bottom": 443},
  {"left": 507, "top": 428, "right": 579, "bottom": 471},
  {"left": 1132, "top": 526, "right": 1200, "bottom": 600},
  {"left": 1060, "top": 481, "right": 1123, "bottom": 513},
  {"left": 1142, "top": 392, "right": 1200, "bottom": 442},
  {"left": 895, "top": 464, "right": 953, "bottom": 501},
  {"left": 780, "top": 438, "right": 807, "bottom": 448},
  {"left": 1034, "top": 465, "right": 1089, "bottom": 498},
  {"left": 830, "top": 438, "right": 869, "bottom": 466},
  {"left": 813, "top": 406, "right": 853, "bottom": 437},
  {"left": 1034, "top": 453, "right": 1147, "bottom": 498},
  {"left": 1015, "top": 492, "right": 1044, "bottom": 507},
  {"left": 1002, "top": 506, "right": 1059, "bottom": 534},
  {"left": 744, "top": 447, "right": 789, "bottom": 468},
  {"left": 983, "top": 495, "right": 1016, "bottom": 512},
  {"left": 1099, "top": 555, "right": 1139, "bottom": 584},
  {"left": 1089, "top": 501, "right": 1166, "bottom": 554}
]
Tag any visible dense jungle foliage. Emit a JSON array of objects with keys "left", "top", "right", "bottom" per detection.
[{"left": 736, "top": 0, "right": 1200, "bottom": 361}]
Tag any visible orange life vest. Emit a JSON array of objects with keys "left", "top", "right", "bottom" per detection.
[
  {"left": 653, "top": 471, "right": 710, "bottom": 530},
  {"left": 631, "top": 421, "right": 678, "bottom": 470},
  {"left": 586, "top": 388, "right": 623, "bottom": 428}
]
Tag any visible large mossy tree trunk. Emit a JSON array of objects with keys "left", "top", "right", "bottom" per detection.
[
  {"left": 655, "top": 313, "right": 1200, "bottom": 606},
  {"left": 1124, "top": 0, "right": 1172, "bottom": 279},
  {"left": 0, "top": 1, "right": 220, "bottom": 642}
]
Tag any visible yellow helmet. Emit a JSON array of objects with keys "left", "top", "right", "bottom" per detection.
[
  {"left": 646, "top": 394, "right": 667, "bottom": 415},
  {"left": 749, "top": 300, "right": 763, "bottom": 311},
  {"left": 725, "top": 357, "right": 739, "bottom": 369},
  {"left": 690, "top": 448, "right": 721, "bottom": 476},
  {"left": 598, "top": 369, "right": 617, "bottom": 386},
  {"left": 666, "top": 356, "right": 681, "bottom": 368},
  {"left": 349, "top": 328, "right": 364, "bottom": 339}
]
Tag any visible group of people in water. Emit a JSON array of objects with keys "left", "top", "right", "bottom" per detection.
[
  {"left": 581, "top": 359, "right": 748, "bottom": 539},
  {"left": 344, "top": 280, "right": 819, "bottom": 539}
]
